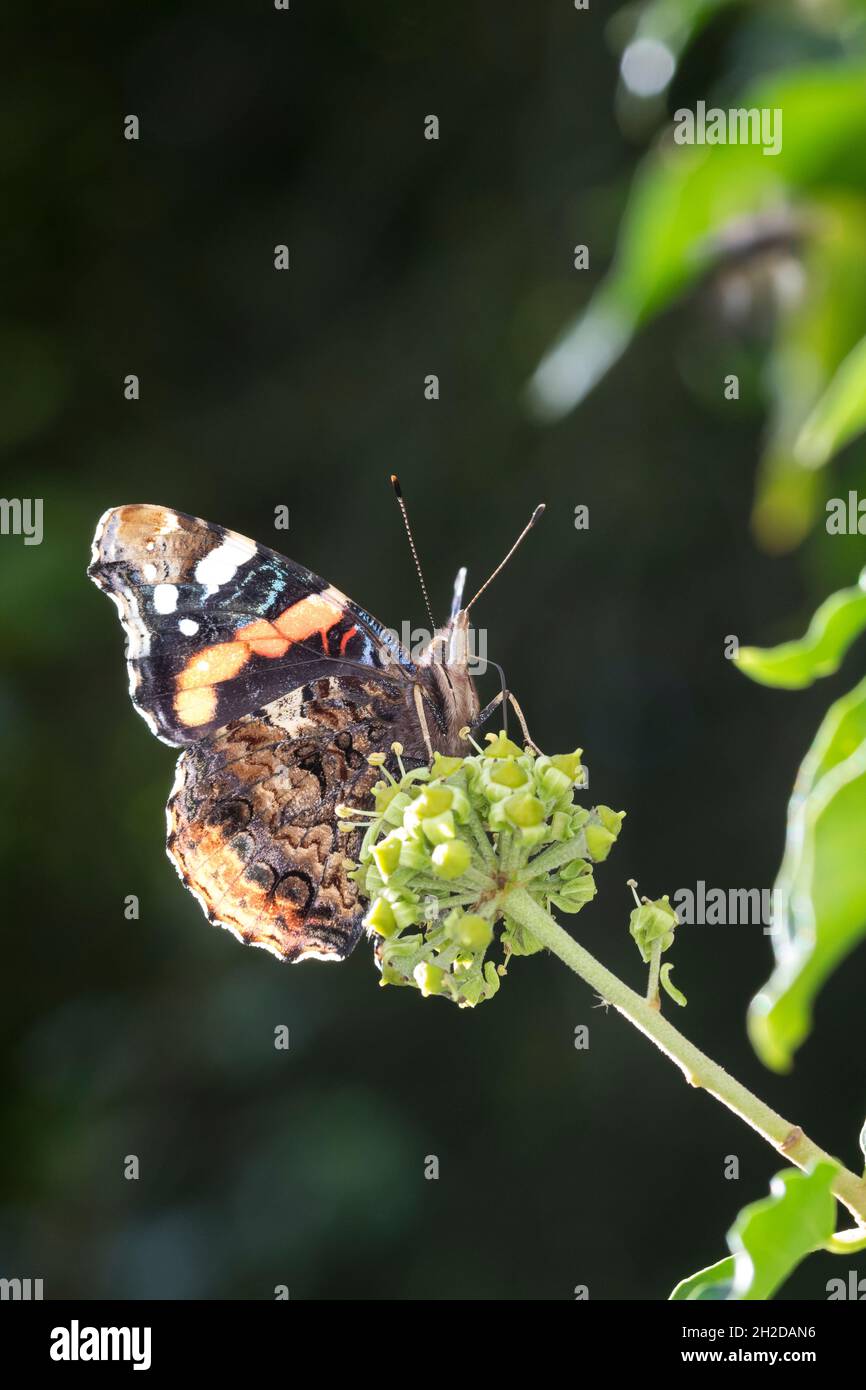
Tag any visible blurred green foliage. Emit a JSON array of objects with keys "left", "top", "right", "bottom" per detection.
[
  {"left": 797, "top": 331, "right": 866, "bottom": 469},
  {"left": 530, "top": 0, "right": 866, "bottom": 554}
]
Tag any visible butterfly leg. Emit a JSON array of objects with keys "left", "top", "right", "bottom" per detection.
[
  {"left": 471, "top": 689, "right": 542, "bottom": 754},
  {"left": 412, "top": 684, "right": 435, "bottom": 759},
  {"left": 473, "top": 689, "right": 506, "bottom": 733}
]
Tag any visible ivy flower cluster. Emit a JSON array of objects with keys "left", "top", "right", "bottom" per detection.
[{"left": 337, "top": 731, "right": 625, "bottom": 1008}]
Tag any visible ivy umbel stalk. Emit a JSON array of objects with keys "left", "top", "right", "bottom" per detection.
[{"left": 341, "top": 732, "right": 866, "bottom": 1228}]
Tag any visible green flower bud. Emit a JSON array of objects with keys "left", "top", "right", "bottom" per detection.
[
  {"left": 478, "top": 772, "right": 517, "bottom": 803},
  {"left": 629, "top": 895, "right": 678, "bottom": 963},
  {"left": 584, "top": 824, "right": 616, "bottom": 862},
  {"left": 549, "top": 810, "right": 573, "bottom": 841},
  {"left": 552, "top": 873, "right": 597, "bottom": 912},
  {"left": 413, "top": 961, "right": 445, "bottom": 996},
  {"left": 421, "top": 810, "right": 456, "bottom": 845},
  {"left": 415, "top": 785, "right": 454, "bottom": 818},
  {"left": 537, "top": 765, "right": 573, "bottom": 800},
  {"left": 500, "top": 917, "right": 543, "bottom": 956},
  {"left": 382, "top": 791, "right": 413, "bottom": 826},
  {"left": 389, "top": 897, "right": 423, "bottom": 931},
  {"left": 431, "top": 839, "right": 472, "bottom": 880},
  {"left": 447, "top": 785, "right": 472, "bottom": 822},
  {"left": 372, "top": 835, "right": 402, "bottom": 880},
  {"left": 365, "top": 896, "right": 397, "bottom": 937},
  {"left": 490, "top": 761, "right": 529, "bottom": 789},
  {"left": 551, "top": 894, "right": 589, "bottom": 914},
  {"left": 430, "top": 753, "right": 464, "bottom": 779},
  {"left": 483, "top": 732, "right": 524, "bottom": 759},
  {"left": 517, "top": 822, "right": 548, "bottom": 848},
  {"left": 550, "top": 750, "right": 583, "bottom": 781},
  {"left": 504, "top": 792, "right": 546, "bottom": 828},
  {"left": 446, "top": 912, "right": 493, "bottom": 951},
  {"left": 398, "top": 837, "right": 432, "bottom": 871},
  {"left": 453, "top": 958, "right": 501, "bottom": 1007},
  {"left": 597, "top": 805, "right": 625, "bottom": 835},
  {"left": 561, "top": 857, "right": 592, "bottom": 882},
  {"left": 379, "top": 959, "right": 408, "bottom": 988},
  {"left": 374, "top": 782, "right": 401, "bottom": 813}
]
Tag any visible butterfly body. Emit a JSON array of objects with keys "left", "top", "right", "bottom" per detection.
[{"left": 89, "top": 504, "right": 478, "bottom": 962}]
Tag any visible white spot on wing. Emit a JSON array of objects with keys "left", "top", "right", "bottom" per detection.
[
  {"left": 194, "top": 535, "right": 256, "bottom": 597},
  {"left": 179, "top": 618, "right": 199, "bottom": 636},
  {"left": 153, "top": 583, "right": 179, "bottom": 614}
]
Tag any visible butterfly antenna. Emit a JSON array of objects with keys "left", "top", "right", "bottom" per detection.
[
  {"left": 464, "top": 504, "right": 545, "bottom": 615},
  {"left": 390, "top": 475, "right": 435, "bottom": 629}
]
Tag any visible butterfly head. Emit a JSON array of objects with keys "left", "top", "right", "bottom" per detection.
[{"left": 389, "top": 478, "right": 544, "bottom": 740}]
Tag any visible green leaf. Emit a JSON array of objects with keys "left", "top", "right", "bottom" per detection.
[
  {"left": 729, "top": 1164, "right": 838, "bottom": 1300},
  {"left": 749, "top": 675, "right": 866, "bottom": 1070},
  {"left": 734, "top": 576, "right": 866, "bottom": 688},
  {"left": 795, "top": 331, "right": 866, "bottom": 468},
  {"left": 671, "top": 1163, "right": 838, "bottom": 1301},
  {"left": 669, "top": 1256, "right": 735, "bottom": 1302}
]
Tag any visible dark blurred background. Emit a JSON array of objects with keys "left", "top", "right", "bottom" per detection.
[{"left": 2, "top": 0, "right": 866, "bottom": 1300}]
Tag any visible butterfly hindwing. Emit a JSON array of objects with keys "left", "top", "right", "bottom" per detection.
[
  {"left": 165, "top": 675, "right": 431, "bottom": 961},
  {"left": 88, "top": 504, "right": 414, "bottom": 745}
]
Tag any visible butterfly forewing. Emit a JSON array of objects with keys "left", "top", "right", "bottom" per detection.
[{"left": 88, "top": 504, "right": 414, "bottom": 745}]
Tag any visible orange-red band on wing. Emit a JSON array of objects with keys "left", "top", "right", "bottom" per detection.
[
  {"left": 339, "top": 624, "right": 359, "bottom": 655},
  {"left": 173, "top": 591, "right": 347, "bottom": 726}
]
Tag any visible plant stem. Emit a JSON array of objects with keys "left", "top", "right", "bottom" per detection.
[
  {"left": 505, "top": 887, "right": 866, "bottom": 1227},
  {"left": 646, "top": 940, "right": 662, "bottom": 1010}
]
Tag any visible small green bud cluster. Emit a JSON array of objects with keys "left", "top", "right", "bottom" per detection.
[
  {"left": 627, "top": 886, "right": 686, "bottom": 1006},
  {"left": 340, "top": 733, "right": 625, "bottom": 1008}
]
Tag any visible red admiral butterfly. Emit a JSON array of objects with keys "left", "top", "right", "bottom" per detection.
[{"left": 88, "top": 487, "right": 541, "bottom": 964}]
